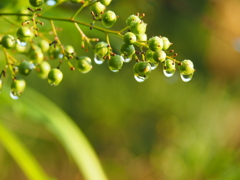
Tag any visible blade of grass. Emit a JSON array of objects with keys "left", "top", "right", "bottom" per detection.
[{"left": 0, "top": 122, "right": 51, "bottom": 180}]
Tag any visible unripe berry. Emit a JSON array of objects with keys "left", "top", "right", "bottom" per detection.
[
  {"left": 145, "top": 50, "right": 158, "bottom": 70},
  {"left": 48, "top": 68, "right": 63, "bottom": 86},
  {"left": 99, "top": 0, "right": 112, "bottom": 6},
  {"left": 126, "top": 14, "right": 141, "bottom": 27},
  {"left": 16, "top": 27, "right": 32, "bottom": 43},
  {"left": 1, "top": 35, "right": 15, "bottom": 49},
  {"left": 48, "top": 46, "right": 61, "bottom": 59},
  {"left": 101, "top": 10, "right": 117, "bottom": 28},
  {"left": 77, "top": 56, "right": 92, "bottom": 73},
  {"left": 29, "top": 50, "right": 44, "bottom": 64},
  {"left": 134, "top": 61, "right": 151, "bottom": 76},
  {"left": 123, "top": 32, "right": 137, "bottom": 45},
  {"left": 90, "top": 2, "right": 106, "bottom": 14},
  {"left": 148, "top": 36, "right": 163, "bottom": 52},
  {"left": 94, "top": 41, "right": 108, "bottom": 58},
  {"left": 11, "top": 79, "right": 26, "bottom": 97},
  {"left": 179, "top": 60, "right": 195, "bottom": 75},
  {"left": 153, "top": 50, "right": 166, "bottom": 63},
  {"left": 36, "top": 61, "right": 51, "bottom": 79},
  {"left": 18, "top": 60, "right": 34, "bottom": 76},
  {"left": 130, "top": 21, "right": 147, "bottom": 34},
  {"left": 38, "top": 39, "right": 50, "bottom": 52},
  {"left": 163, "top": 59, "right": 176, "bottom": 77},
  {"left": 120, "top": 44, "right": 135, "bottom": 60},
  {"left": 108, "top": 55, "right": 124, "bottom": 72},
  {"left": 29, "top": 0, "right": 44, "bottom": 7},
  {"left": 136, "top": 33, "right": 147, "bottom": 42},
  {"left": 162, "top": 37, "right": 172, "bottom": 51}
]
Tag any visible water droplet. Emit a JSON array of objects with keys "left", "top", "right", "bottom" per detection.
[
  {"left": 123, "top": 57, "right": 132, "bottom": 63},
  {"left": 59, "top": 54, "right": 63, "bottom": 58},
  {"left": 163, "top": 70, "right": 175, "bottom": 77},
  {"left": 94, "top": 55, "right": 104, "bottom": 65},
  {"left": 149, "top": 62, "right": 158, "bottom": 70},
  {"left": 17, "top": 39, "right": 27, "bottom": 47},
  {"left": 180, "top": 73, "right": 193, "bottom": 82},
  {"left": 10, "top": 91, "right": 19, "bottom": 100},
  {"left": 46, "top": 0, "right": 56, "bottom": 6},
  {"left": 134, "top": 74, "right": 149, "bottom": 82},
  {"left": 30, "top": 63, "right": 35, "bottom": 69}
]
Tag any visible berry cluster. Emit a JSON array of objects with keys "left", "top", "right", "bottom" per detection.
[{"left": 0, "top": 0, "right": 195, "bottom": 99}]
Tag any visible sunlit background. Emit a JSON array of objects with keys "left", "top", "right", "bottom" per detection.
[{"left": 1, "top": 0, "right": 240, "bottom": 179}]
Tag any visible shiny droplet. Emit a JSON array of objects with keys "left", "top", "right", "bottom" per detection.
[
  {"left": 17, "top": 39, "right": 27, "bottom": 47},
  {"left": 94, "top": 55, "right": 104, "bottom": 65},
  {"left": 134, "top": 74, "right": 149, "bottom": 82},
  {"left": 59, "top": 54, "right": 63, "bottom": 58},
  {"left": 163, "top": 70, "right": 175, "bottom": 77},
  {"left": 123, "top": 57, "right": 132, "bottom": 63},
  {"left": 10, "top": 91, "right": 19, "bottom": 100},
  {"left": 180, "top": 73, "right": 193, "bottom": 82},
  {"left": 110, "top": 69, "right": 120, "bottom": 72},
  {"left": 149, "top": 62, "right": 158, "bottom": 70},
  {"left": 46, "top": 0, "right": 56, "bottom": 6}
]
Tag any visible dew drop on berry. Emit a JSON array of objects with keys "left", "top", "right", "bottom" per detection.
[
  {"left": 123, "top": 57, "right": 132, "bottom": 63},
  {"left": 45, "top": 0, "right": 56, "bottom": 6},
  {"left": 94, "top": 54, "right": 104, "bottom": 65},
  {"left": 10, "top": 91, "right": 19, "bottom": 100},
  {"left": 180, "top": 73, "right": 193, "bottom": 82},
  {"left": 163, "top": 69, "right": 175, "bottom": 77},
  {"left": 17, "top": 39, "right": 27, "bottom": 47},
  {"left": 134, "top": 74, "right": 149, "bottom": 82},
  {"left": 149, "top": 62, "right": 158, "bottom": 70}
]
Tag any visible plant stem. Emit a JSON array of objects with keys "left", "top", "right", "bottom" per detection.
[{"left": 71, "top": 1, "right": 89, "bottom": 20}]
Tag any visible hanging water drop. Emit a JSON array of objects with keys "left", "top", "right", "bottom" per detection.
[
  {"left": 149, "top": 62, "right": 158, "bottom": 70},
  {"left": 94, "top": 54, "right": 104, "bottom": 65},
  {"left": 163, "top": 69, "right": 175, "bottom": 77},
  {"left": 10, "top": 91, "right": 19, "bottom": 100},
  {"left": 123, "top": 57, "right": 132, "bottom": 63},
  {"left": 134, "top": 74, "right": 149, "bottom": 82},
  {"left": 46, "top": 0, "right": 56, "bottom": 6},
  {"left": 180, "top": 73, "right": 193, "bottom": 82},
  {"left": 17, "top": 39, "right": 27, "bottom": 47}
]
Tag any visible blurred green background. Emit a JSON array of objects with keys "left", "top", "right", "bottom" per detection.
[{"left": 1, "top": 0, "right": 240, "bottom": 180}]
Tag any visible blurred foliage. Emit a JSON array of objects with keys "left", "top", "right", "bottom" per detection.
[{"left": 1, "top": 0, "right": 240, "bottom": 180}]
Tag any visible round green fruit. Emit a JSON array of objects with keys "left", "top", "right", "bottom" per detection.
[
  {"left": 124, "top": 32, "right": 137, "bottom": 45},
  {"left": 179, "top": 60, "right": 195, "bottom": 75},
  {"left": 16, "top": 27, "right": 32, "bottom": 43},
  {"left": 90, "top": 2, "right": 106, "bottom": 14},
  {"left": 38, "top": 39, "right": 50, "bottom": 52},
  {"left": 136, "top": 33, "right": 147, "bottom": 42},
  {"left": 163, "top": 59, "right": 176, "bottom": 77},
  {"left": 94, "top": 41, "right": 108, "bottom": 58},
  {"left": 130, "top": 21, "right": 147, "bottom": 34},
  {"left": 19, "top": 60, "right": 33, "bottom": 75},
  {"left": 48, "top": 46, "right": 61, "bottom": 59},
  {"left": 36, "top": 61, "right": 51, "bottom": 79},
  {"left": 148, "top": 36, "right": 163, "bottom": 52},
  {"left": 126, "top": 14, "right": 141, "bottom": 27},
  {"left": 29, "top": 0, "right": 44, "bottom": 7},
  {"left": 1, "top": 35, "right": 15, "bottom": 49},
  {"left": 120, "top": 43, "right": 135, "bottom": 60},
  {"left": 99, "top": 0, "right": 112, "bottom": 6},
  {"left": 77, "top": 56, "right": 92, "bottom": 73},
  {"left": 48, "top": 68, "right": 63, "bottom": 86},
  {"left": 153, "top": 50, "right": 166, "bottom": 63},
  {"left": 108, "top": 55, "right": 124, "bottom": 72},
  {"left": 11, "top": 79, "right": 26, "bottom": 97},
  {"left": 101, "top": 10, "right": 117, "bottom": 28},
  {"left": 29, "top": 50, "right": 44, "bottom": 64},
  {"left": 134, "top": 61, "right": 151, "bottom": 76},
  {"left": 162, "top": 37, "right": 172, "bottom": 51}
]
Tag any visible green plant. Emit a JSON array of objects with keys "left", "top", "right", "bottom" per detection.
[{"left": 0, "top": 0, "right": 195, "bottom": 98}]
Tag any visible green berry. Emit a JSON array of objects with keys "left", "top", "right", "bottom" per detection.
[
  {"left": 38, "top": 39, "right": 50, "bottom": 52},
  {"left": 1, "top": 35, "right": 15, "bottom": 49},
  {"left": 11, "top": 79, "right": 26, "bottom": 97},
  {"left": 148, "top": 36, "right": 163, "bottom": 52},
  {"left": 163, "top": 59, "right": 176, "bottom": 77},
  {"left": 99, "top": 0, "right": 112, "bottom": 6},
  {"left": 90, "top": 2, "right": 106, "bottom": 14},
  {"left": 134, "top": 61, "right": 151, "bottom": 76},
  {"left": 94, "top": 41, "right": 108, "bottom": 58},
  {"left": 153, "top": 50, "right": 166, "bottom": 63},
  {"left": 36, "top": 61, "right": 51, "bottom": 79},
  {"left": 145, "top": 50, "right": 158, "bottom": 70},
  {"left": 48, "top": 46, "right": 61, "bottom": 59},
  {"left": 136, "top": 33, "right": 147, "bottom": 42},
  {"left": 126, "top": 14, "right": 141, "bottom": 27},
  {"left": 124, "top": 32, "right": 137, "bottom": 45},
  {"left": 162, "top": 37, "right": 172, "bottom": 51},
  {"left": 15, "top": 43, "right": 27, "bottom": 53},
  {"left": 120, "top": 44, "right": 135, "bottom": 61},
  {"left": 101, "top": 10, "right": 117, "bottom": 28},
  {"left": 16, "top": 27, "right": 32, "bottom": 43},
  {"left": 108, "top": 55, "right": 124, "bottom": 72},
  {"left": 179, "top": 60, "right": 195, "bottom": 75},
  {"left": 29, "top": 0, "right": 44, "bottom": 7},
  {"left": 19, "top": 60, "right": 33, "bottom": 76},
  {"left": 77, "top": 56, "right": 92, "bottom": 73},
  {"left": 129, "top": 21, "right": 147, "bottom": 34},
  {"left": 48, "top": 68, "right": 63, "bottom": 86},
  {"left": 29, "top": 50, "right": 44, "bottom": 64}
]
